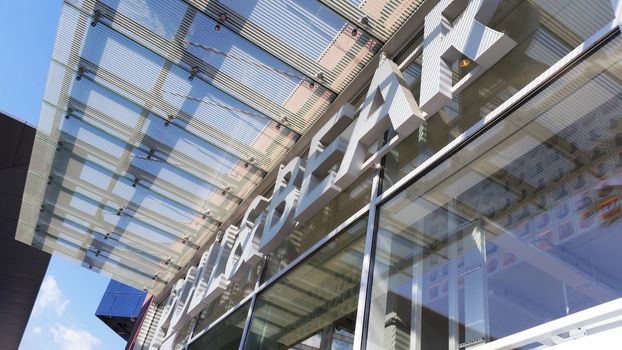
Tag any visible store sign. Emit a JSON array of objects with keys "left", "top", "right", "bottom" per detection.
[{"left": 150, "top": 0, "right": 515, "bottom": 347}]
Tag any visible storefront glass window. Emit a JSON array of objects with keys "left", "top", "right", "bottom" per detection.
[
  {"left": 368, "top": 33, "right": 622, "bottom": 349},
  {"left": 189, "top": 153, "right": 372, "bottom": 336},
  {"left": 193, "top": 263, "right": 261, "bottom": 337},
  {"left": 261, "top": 168, "right": 373, "bottom": 283},
  {"left": 383, "top": 0, "right": 615, "bottom": 190},
  {"left": 188, "top": 302, "right": 250, "bottom": 350},
  {"left": 173, "top": 319, "right": 194, "bottom": 350},
  {"left": 244, "top": 218, "right": 368, "bottom": 349}
]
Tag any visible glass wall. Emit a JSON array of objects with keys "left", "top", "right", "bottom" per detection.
[
  {"left": 383, "top": 0, "right": 615, "bottom": 189},
  {"left": 189, "top": 302, "right": 250, "bottom": 350},
  {"left": 262, "top": 168, "right": 373, "bottom": 282},
  {"left": 368, "top": 33, "right": 622, "bottom": 349},
  {"left": 171, "top": 2, "right": 622, "bottom": 349},
  {"left": 192, "top": 159, "right": 373, "bottom": 337},
  {"left": 193, "top": 263, "right": 261, "bottom": 336},
  {"left": 243, "top": 218, "right": 368, "bottom": 349}
]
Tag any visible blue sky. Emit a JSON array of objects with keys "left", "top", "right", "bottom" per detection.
[
  {"left": 0, "top": 1, "right": 126, "bottom": 349},
  {"left": 19, "top": 256, "right": 126, "bottom": 350}
]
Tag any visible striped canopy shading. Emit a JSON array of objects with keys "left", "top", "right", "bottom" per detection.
[{"left": 16, "top": 0, "right": 424, "bottom": 294}]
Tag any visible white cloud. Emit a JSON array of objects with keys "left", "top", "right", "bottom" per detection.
[
  {"left": 32, "top": 326, "right": 42, "bottom": 335},
  {"left": 50, "top": 324, "right": 101, "bottom": 350},
  {"left": 33, "top": 275, "right": 69, "bottom": 316}
]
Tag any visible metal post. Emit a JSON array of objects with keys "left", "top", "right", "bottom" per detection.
[
  {"left": 351, "top": 165, "right": 383, "bottom": 350},
  {"left": 319, "top": 325, "right": 336, "bottom": 350},
  {"left": 410, "top": 249, "right": 423, "bottom": 350},
  {"left": 183, "top": 318, "right": 197, "bottom": 350},
  {"left": 237, "top": 258, "right": 268, "bottom": 350},
  {"left": 463, "top": 219, "right": 489, "bottom": 348},
  {"left": 448, "top": 201, "right": 460, "bottom": 350},
  {"left": 365, "top": 227, "right": 390, "bottom": 349}
]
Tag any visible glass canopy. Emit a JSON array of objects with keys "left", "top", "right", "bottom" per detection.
[{"left": 16, "top": 0, "right": 423, "bottom": 294}]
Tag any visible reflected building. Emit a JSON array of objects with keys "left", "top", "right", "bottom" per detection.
[{"left": 15, "top": 0, "right": 622, "bottom": 349}]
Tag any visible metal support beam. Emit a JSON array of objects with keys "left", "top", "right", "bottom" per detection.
[{"left": 351, "top": 161, "right": 383, "bottom": 349}]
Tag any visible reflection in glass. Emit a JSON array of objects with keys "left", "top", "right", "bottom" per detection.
[
  {"left": 188, "top": 302, "right": 250, "bottom": 350},
  {"left": 369, "top": 33, "right": 622, "bottom": 349},
  {"left": 244, "top": 218, "right": 368, "bottom": 349},
  {"left": 193, "top": 263, "right": 261, "bottom": 337},
  {"left": 384, "top": 0, "right": 614, "bottom": 189},
  {"left": 262, "top": 168, "right": 373, "bottom": 283}
]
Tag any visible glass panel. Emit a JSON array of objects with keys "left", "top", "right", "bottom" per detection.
[
  {"left": 109, "top": 293, "right": 144, "bottom": 317},
  {"left": 193, "top": 263, "right": 261, "bottom": 335},
  {"left": 219, "top": 0, "right": 345, "bottom": 62},
  {"left": 161, "top": 65, "right": 272, "bottom": 146},
  {"left": 189, "top": 302, "right": 250, "bottom": 350},
  {"left": 22, "top": 0, "right": 427, "bottom": 295},
  {"left": 199, "top": 0, "right": 383, "bottom": 95},
  {"left": 173, "top": 319, "right": 195, "bottom": 350},
  {"left": 383, "top": 0, "right": 615, "bottom": 190},
  {"left": 21, "top": 0, "right": 339, "bottom": 294},
  {"left": 357, "top": 0, "right": 424, "bottom": 40},
  {"left": 96, "top": 293, "right": 116, "bottom": 316},
  {"left": 185, "top": 14, "right": 303, "bottom": 107},
  {"left": 368, "top": 33, "right": 622, "bottom": 349},
  {"left": 100, "top": 0, "right": 188, "bottom": 41},
  {"left": 244, "top": 218, "right": 367, "bottom": 350},
  {"left": 261, "top": 168, "right": 373, "bottom": 282}
]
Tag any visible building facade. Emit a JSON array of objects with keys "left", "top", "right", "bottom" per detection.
[
  {"left": 16, "top": 0, "right": 622, "bottom": 349},
  {"left": 0, "top": 111, "right": 51, "bottom": 349}
]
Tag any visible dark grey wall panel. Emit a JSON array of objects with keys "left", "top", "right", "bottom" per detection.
[{"left": 0, "top": 112, "right": 51, "bottom": 350}]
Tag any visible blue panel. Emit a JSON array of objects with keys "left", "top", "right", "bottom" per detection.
[
  {"left": 107, "top": 280, "right": 122, "bottom": 293},
  {"left": 109, "top": 293, "right": 143, "bottom": 317},
  {"left": 96, "top": 280, "right": 147, "bottom": 318},
  {"left": 132, "top": 294, "right": 147, "bottom": 316},
  {"left": 95, "top": 293, "right": 116, "bottom": 316},
  {"left": 118, "top": 283, "right": 142, "bottom": 294}
]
